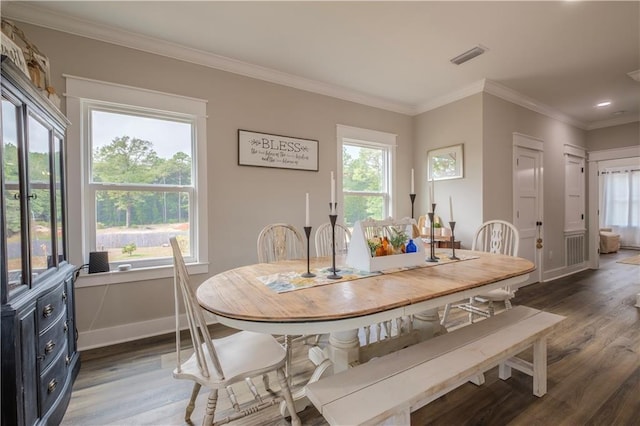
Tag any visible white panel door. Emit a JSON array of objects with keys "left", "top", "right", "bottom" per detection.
[{"left": 514, "top": 144, "right": 543, "bottom": 285}]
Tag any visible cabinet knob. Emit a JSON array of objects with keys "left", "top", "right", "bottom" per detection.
[
  {"left": 13, "top": 192, "right": 20, "bottom": 200},
  {"left": 43, "top": 304, "right": 54, "bottom": 317},
  {"left": 64, "top": 321, "right": 68, "bottom": 333},
  {"left": 27, "top": 193, "right": 37, "bottom": 200},
  {"left": 65, "top": 355, "right": 71, "bottom": 366},
  {"left": 48, "top": 379, "right": 58, "bottom": 394},
  {"left": 45, "top": 340, "right": 56, "bottom": 354},
  {"left": 62, "top": 291, "right": 67, "bottom": 301}
]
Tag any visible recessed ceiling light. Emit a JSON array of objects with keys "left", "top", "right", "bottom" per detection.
[
  {"left": 612, "top": 110, "right": 626, "bottom": 116},
  {"left": 595, "top": 101, "right": 612, "bottom": 108},
  {"left": 628, "top": 70, "right": 640, "bottom": 82}
]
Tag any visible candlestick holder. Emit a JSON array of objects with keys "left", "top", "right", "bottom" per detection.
[
  {"left": 301, "top": 226, "right": 316, "bottom": 278},
  {"left": 427, "top": 203, "right": 439, "bottom": 262},
  {"left": 409, "top": 193, "right": 416, "bottom": 218},
  {"left": 448, "top": 221, "right": 460, "bottom": 260},
  {"left": 328, "top": 203, "right": 342, "bottom": 279}
]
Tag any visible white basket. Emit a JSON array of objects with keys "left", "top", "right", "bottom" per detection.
[{"left": 346, "top": 218, "right": 424, "bottom": 272}]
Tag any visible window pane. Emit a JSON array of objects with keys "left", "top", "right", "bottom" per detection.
[
  {"left": 90, "top": 110, "right": 192, "bottom": 185},
  {"left": 2, "top": 99, "right": 24, "bottom": 290},
  {"left": 54, "top": 136, "right": 64, "bottom": 264},
  {"left": 95, "top": 189, "right": 190, "bottom": 262},
  {"left": 28, "top": 115, "right": 52, "bottom": 275},
  {"left": 342, "top": 145, "right": 384, "bottom": 192},
  {"left": 344, "top": 194, "right": 385, "bottom": 227}
]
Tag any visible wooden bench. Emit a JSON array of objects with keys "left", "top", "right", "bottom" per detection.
[{"left": 306, "top": 305, "right": 565, "bottom": 425}]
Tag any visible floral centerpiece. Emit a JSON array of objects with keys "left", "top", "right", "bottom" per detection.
[{"left": 389, "top": 228, "right": 409, "bottom": 253}]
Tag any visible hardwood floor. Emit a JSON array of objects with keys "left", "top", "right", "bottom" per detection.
[{"left": 62, "top": 250, "right": 639, "bottom": 425}]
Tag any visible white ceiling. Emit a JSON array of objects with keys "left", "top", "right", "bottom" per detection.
[{"left": 3, "top": 1, "right": 639, "bottom": 130}]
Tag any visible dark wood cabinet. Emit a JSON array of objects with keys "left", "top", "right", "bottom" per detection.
[{"left": 2, "top": 56, "right": 79, "bottom": 426}]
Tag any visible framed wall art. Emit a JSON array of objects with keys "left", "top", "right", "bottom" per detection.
[
  {"left": 238, "top": 129, "right": 318, "bottom": 171},
  {"left": 427, "top": 143, "right": 464, "bottom": 181}
]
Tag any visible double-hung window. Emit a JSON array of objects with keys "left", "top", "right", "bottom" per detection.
[
  {"left": 338, "top": 125, "right": 396, "bottom": 227},
  {"left": 66, "top": 76, "right": 208, "bottom": 282}
]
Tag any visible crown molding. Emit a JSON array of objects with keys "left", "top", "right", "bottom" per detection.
[
  {"left": 3, "top": 2, "right": 415, "bottom": 116},
  {"left": 483, "top": 80, "right": 588, "bottom": 130},
  {"left": 5, "top": 2, "right": 632, "bottom": 129},
  {"left": 414, "top": 79, "right": 486, "bottom": 115},
  {"left": 585, "top": 115, "right": 640, "bottom": 131}
]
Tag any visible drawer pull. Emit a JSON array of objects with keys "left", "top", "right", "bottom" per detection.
[
  {"left": 45, "top": 340, "right": 56, "bottom": 354},
  {"left": 65, "top": 355, "right": 71, "bottom": 366},
  {"left": 43, "top": 304, "right": 54, "bottom": 318},
  {"left": 64, "top": 321, "right": 68, "bottom": 333},
  {"left": 48, "top": 379, "right": 58, "bottom": 394},
  {"left": 62, "top": 291, "right": 67, "bottom": 301}
]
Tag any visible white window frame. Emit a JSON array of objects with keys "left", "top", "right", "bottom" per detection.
[
  {"left": 337, "top": 124, "right": 397, "bottom": 222},
  {"left": 65, "top": 75, "right": 208, "bottom": 286}
]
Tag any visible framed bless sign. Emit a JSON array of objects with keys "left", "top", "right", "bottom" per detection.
[{"left": 238, "top": 129, "right": 319, "bottom": 171}]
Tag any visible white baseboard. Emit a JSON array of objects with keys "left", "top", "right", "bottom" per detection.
[
  {"left": 542, "top": 263, "right": 589, "bottom": 283},
  {"left": 78, "top": 312, "right": 217, "bottom": 351}
]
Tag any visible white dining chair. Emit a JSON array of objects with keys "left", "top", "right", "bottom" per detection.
[
  {"left": 257, "top": 223, "right": 304, "bottom": 263},
  {"left": 170, "top": 238, "right": 300, "bottom": 426},
  {"left": 315, "top": 222, "right": 351, "bottom": 257},
  {"left": 441, "top": 220, "right": 520, "bottom": 326},
  {"left": 256, "top": 223, "right": 309, "bottom": 378}
]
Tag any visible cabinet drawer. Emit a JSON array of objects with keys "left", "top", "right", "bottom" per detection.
[
  {"left": 38, "top": 310, "right": 68, "bottom": 371},
  {"left": 39, "top": 341, "right": 69, "bottom": 415},
  {"left": 36, "top": 281, "right": 67, "bottom": 332}
]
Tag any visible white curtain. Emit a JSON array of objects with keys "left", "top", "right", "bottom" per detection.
[{"left": 601, "top": 167, "right": 640, "bottom": 248}]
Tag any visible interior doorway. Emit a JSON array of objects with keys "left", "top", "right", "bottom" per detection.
[{"left": 512, "top": 133, "right": 544, "bottom": 286}]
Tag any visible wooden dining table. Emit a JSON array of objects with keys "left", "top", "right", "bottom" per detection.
[{"left": 197, "top": 250, "right": 535, "bottom": 412}]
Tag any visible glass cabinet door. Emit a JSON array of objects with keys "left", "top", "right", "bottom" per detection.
[
  {"left": 54, "top": 134, "right": 65, "bottom": 265},
  {"left": 27, "top": 113, "right": 54, "bottom": 280},
  {"left": 2, "top": 98, "right": 26, "bottom": 294}
]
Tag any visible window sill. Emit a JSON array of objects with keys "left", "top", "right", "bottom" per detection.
[{"left": 75, "top": 262, "right": 209, "bottom": 288}]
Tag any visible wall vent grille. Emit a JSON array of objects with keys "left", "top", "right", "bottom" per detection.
[{"left": 566, "top": 233, "right": 585, "bottom": 266}]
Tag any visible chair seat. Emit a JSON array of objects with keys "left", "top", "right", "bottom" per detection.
[{"left": 174, "top": 331, "right": 286, "bottom": 386}]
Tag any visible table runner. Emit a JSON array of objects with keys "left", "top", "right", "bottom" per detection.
[{"left": 259, "top": 252, "right": 478, "bottom": 293}]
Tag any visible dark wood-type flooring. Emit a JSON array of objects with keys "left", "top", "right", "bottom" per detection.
[{"left": 62, "top": 250, "right": 640, "bottom": 425}]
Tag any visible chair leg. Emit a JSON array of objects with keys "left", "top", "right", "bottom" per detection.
[
  {"left": 263, "top": 373, "right": 272, "bottom": 393},
  {"left": 505, "top": 298, "right": 513, "bottom": 310},
  {"left": 488, "top": 300, "right": 495, "bottom": 317},
  {"left": 468, "top": 297, "right": 475, "bottom": 324},
  {"left": 185, "top": 382, "right": 201, "bottom": 422},
  {"left": 284, "top": 334, "right": 293, "bottom": 384},
  {"left": 440, "top": 303, "right": 451, "bottom": 326},
  {"left": 202, "top": 389, "right": 218, "bottom": 426},
  {"left": 276, "top": 367, "right": 301, "bottom": 426}
]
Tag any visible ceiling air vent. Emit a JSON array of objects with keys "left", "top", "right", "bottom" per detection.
[
  {"left": 450, "top": 45, "right": 486, "bottom": 65},
  {"left": 628, "top": 70, "right": 640, "bottom": 82}
]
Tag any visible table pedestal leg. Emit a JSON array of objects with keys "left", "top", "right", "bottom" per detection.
[
  {"left": 412, "top": 308, "right": 447, "bottom": 338},
  {"left": 328, "top": 329, "right": 360, "bottom": 373}
]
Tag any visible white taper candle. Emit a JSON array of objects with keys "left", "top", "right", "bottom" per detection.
[
  {"left": 411, "top": 168, "right": 415, "bottom": 194},
  {"left": 305, "top": 193, "right": 310, "bottom": 226},
  {"left": 449, "top": 196, "right": 454, "bottom": 222}
]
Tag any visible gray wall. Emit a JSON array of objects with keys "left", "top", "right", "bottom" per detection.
[
  {"left": 413, "top": 94, "right": 484, "bottom": 247},
  {"left": 483, "top": 93, "right": 587, "bottom": 271},
  {"left": 586, "top": 121, "right": 639, "bottom": 152},
  {"left": 14, "top": 22, "right": 639, "bottom": 348},
  {"left": 18, "top": 23, "right": 414, "bottom": 345}
]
